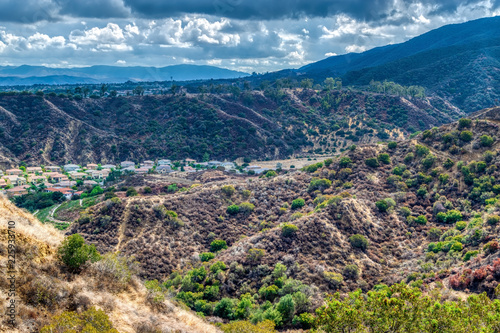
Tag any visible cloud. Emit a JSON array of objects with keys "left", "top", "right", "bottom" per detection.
[
  {"left": 57, "top": 0, "right": 130, "bottom": 18},
  {"left": 0, "top": 0, "right": 58, "bottom": 22}
]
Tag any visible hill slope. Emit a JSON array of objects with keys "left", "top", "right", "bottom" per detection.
[
  {"left": 0, "top": 89, "right": 461, "bottom": 168},
  {"left": 0, "top": 195, "right": 219, "bottom": 332}
]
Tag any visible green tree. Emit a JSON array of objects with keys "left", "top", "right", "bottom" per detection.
[{"left": 57, "top": 234, "right": 101, "bottom": 271}]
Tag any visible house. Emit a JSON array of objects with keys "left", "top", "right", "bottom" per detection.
[
  {"left": 184, "top": 166, "right": 197, "bottom": 173},
  {"left": 28, "top": 175, "right": 46, "bottom": 183},
  {"left": 143, "top": 160, "right": 154, "bottom": 166},
  {"left": 158, "top": 159, "right": 171, "bottom": 165},
  {"left": 6, "top": 169, "right": 23, "bottom": 176},
  {"left": 185, "top": 158, "right": 197, "bottom": 164},
  {"left": 51, "top": 174, "right": 68, "bottom": 183},
  {"left": 120, "top": 161, "right": 135, "bottom": 168},
  {"left": 45, "top": 166, "right": 61, "bottom": 172},
  {"left": 86, "top": 163, "right": 98, "bottom": 170},
  {"left": 157, "top": 165, "right": 172, "bottom": 174},
  {"left": 26, "top": 167, "right": 42, "bottom": 174},
  {"left": 54, "top": 180, "right": 77, "bottom": 188},
  {"left": 63, "top": 164, "right": 80, "bottom": 172},
  {"left": 6, "top": 185, "right": 29, "bottom": 197},
  {"left": 208, "top": 161, "right": 222, "bottom": 167},
  {"left": 136, "top": 167, "right": 150, "bottom": 174},
  {"left": 45, "top": 187, "right": 74, "bottom": 200},
  {"left": 101, "top": 164, "right": 116, "bottom": 169},
  {"left": 122, "top": 166, "right": 136, "bottom": 173},
  {"left": 84, "top": 180, "right": 98, "bottom": 186},
  {"left": 3, "top": 175, "right": 19, "bottom": 185},
  {"left": 245, "top": 165, "right": 270, "bottom": 174},
  {"left": 0, "top": 179, "right": 6, "bottom": 188},
  {"left": 16, "top": 178, "right": 27, "bottom": 186},
  {"left": 222, "top": 162, "right": 235, "bottom": 171},
  {"left": 69, "top": 172, "right": 88, "bottom": 180}
]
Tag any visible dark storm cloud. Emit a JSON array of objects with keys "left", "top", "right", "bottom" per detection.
[
  {"left": 122, "top": 0, "right": 391, "bottom": 21},
  {"left": 56, "top": 0, "right": 130, "bottom": 18},
  {"left": 0, "top": 0, "right": 58, "bottom": 23}
]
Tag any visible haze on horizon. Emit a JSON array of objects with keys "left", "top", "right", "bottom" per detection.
[{"left": 0, "top": 0, "right": 499, "bottom": 73}]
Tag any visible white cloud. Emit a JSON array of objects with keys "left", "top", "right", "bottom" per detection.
[
  {"left": 325, "top": 52, "right": 337, "bottom": 57},
  {"left": 345, "top": 44, "right": 366, "bottom": 53},
  {"left": 116, "top": 59, "right": 126, "bottom": 64},
  {"left": 70, "top": 23, "right": 125, "bottom": 45}
]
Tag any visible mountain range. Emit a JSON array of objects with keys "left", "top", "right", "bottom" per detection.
[{"left": 0, "top": 64, "right": 249, "bottom": 85}]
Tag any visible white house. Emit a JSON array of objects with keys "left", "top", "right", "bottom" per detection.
[
  {"left": 157, "top": 165, "right": 172, "bottom": 173},
  {"left": 158, "top": 159, "right": 171, "bottom": 166},
  {"left": 120, "top": 161, "right": 135, "bottom": 168},
  {"left": 63, "top": 164, "right": 80, "bottom": 172}
]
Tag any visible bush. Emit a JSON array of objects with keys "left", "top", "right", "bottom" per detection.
[
  {"left": 276, "top": 294, "right": 295, "bottom": 323},
  {"left": 455, "top": 221, "right": 467, "bottom": 231},
  {"left": 342, "top": 264, "right": 359, "bottom": 280},
  {"left": 308, "top": 178, "right": 332, "bottom": 192},
  {"left": 415, "top": 215, "right": 427, "bottom": 225},
  {"left": 377, "top": 153, "right": 391, "bottom": 164},
  {"left": 199, "top": 252, "right": 215, "bottom": 262},
  {"left": 428, "top": 228, "right": 442, "bottom": 240},
  {"left": 40, "top": 307, "right": 118, "bottom": 333},
  {"left": 220, "top": 320, "right": 275, "bottom": 333},
  {"left": 292, "top": 312, "right": 315, "bottom": 329},
  {"left": 324, "top": 271, "right": 344, "bottom": 289},
  {"left": 247, "top": 248, "right": 265, "bottom": 264},
  {"left": 463, "top": 250, "right": 479, "bottom": 261},
  {"left": 126, "top": 187, "right": 138, "bottom": 197},
  {"left": 375, "top": 200, "right": 389, "bottom": 212},
  {"left": 221, "top": 185, "right": 235, "bottom": 196},
  {"left": 451, "top": 242, "right": 463, "bottom": 252},
  {"left": 421, "top": 155, "right": 436, "bottom": 169},
  {"left": 210, "top": 239, "right": 228, "bottom": 252},
  {"left": 365, "top": 158, "right": 379, "bottom": 168},
  {"left": 214, "top": 298, "right": 236, "bottom": 319},
  {"left": 265, "top": 170, "right": 278, "bottom": 178},
  {"left": 281, "top": 223, "right": 298, "bottom": 237},
  {"left": 324, "top": 158, "right": 333, "bottom": 167},
  {"left": 239, "top": 202, "right": 255, "bottom": 214},
  {"left": 210, "top": 261, "right": 227, "bottom": 273},
  {"left": 480, "top": 135, "right": 494, "bottom": 147},
  {"left": 339, "top": 157, "right": 352, "bottom": 168},
  {"left": 458, "top": 118, "right": 472, "bottom": 129},
  {"left": 57, "top": 234, "right": 101, "bottom": 271},
  {"left": 227, "top": 204, "right": 240, "bottom": 215},
  {"left": 443, "top": 158, "right": 455, "bottom": 169},
  {"left": 404, "top": 152, "right": 414, "bottom": 163},
  {"left": 487, "top": 215, "right": 500, "bottom": 225},
  {"left": 291, "top": 198, "right": 305, "bottom": 210},
  {"left": 460, "top": 131, "right": 473, "bottom": 142},
  {"left": 349, "top": 234, "right": 369, "bottom": 250},
  {"left": 415, "top": 145, "right": 429, "bottom": 156},
  {"left": 388, "top": 141, "right": 398, "bottom": 149}
]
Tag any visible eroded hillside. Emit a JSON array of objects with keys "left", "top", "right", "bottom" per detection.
[{"left": 0, "top": 89, "right": 461, "bottom": 168}]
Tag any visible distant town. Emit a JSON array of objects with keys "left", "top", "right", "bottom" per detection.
[{"left": 0, "top": 158, "right": 283, "bottom": 198}]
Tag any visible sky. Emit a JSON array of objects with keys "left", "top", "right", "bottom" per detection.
[{"left": 0, "top": 0, "right": 498, "bottom": 73}]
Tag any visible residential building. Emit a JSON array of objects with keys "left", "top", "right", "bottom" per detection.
[
  {"left": 122, "top": 166, "right": 136, "bottom": 173},
  {"left": 184, "top": 166, "right": 197, "bottom": 173},
  {"left": 69, "top": 172, "right": 88, "bottom": 180},
  {"left": 3, "top": 175, "right": 19, "bottom": 185},
  {"left": 51, "top": 174, "right": 68, "bottom": 183},
  {"left": 28, "top": 175, "right": 46, "bottom": 183},
  {"left": 54, "top": 180, "right": 77, "bottom": 188},
  {"left": 86, "top": 163, "right": 98, "bottom": 170},
  {"left": 6, "top": 169, "right": 23, "bottom": 176},
  {"left": 157, "top": 165, "right": 172, "bottom": 173},
  {"left": 6, "top": 185, "right": 29, "bottom": 197},
  {"left": 143, "top": 160, "right": 154, "bottom": 166},
  {"left": 16, "top": 178, "right": 27, "bottom": 186},
  {"left": 158, "top": 159, "right": 171, "bottom": 165},
  {"left": 0, "top": 179, "right": 6, "bottom": 188},
  {"left": 84, "top": 180, "right": 98, "bottom": 186},
  {"left": 208, "top": 161, "right": 222, "bottom": 167},
  {"left": 45, "top": 166, "right": 61, "bottom": 172},
  {"left": 222, "top": 162, "right": 236, "bottom": 171},
  {"left": 121, "top": 161, "right": 135, "bottom": 168},
  {"left": 136, "top": 167, "right": 149, "bottom": 174},
  {"left": 101, "top": 164, "right": 116, "bottom": 169},
  {"left": 63, "top": 164, "right": 80, "bottom": 172},
  {"left": 185, "top": 158, "right": 197, "bottom": 164},
  {"left": 45, "top": 187, "right": 75, "bottom": 200},
  {"left": 26, "top": 167, "right": 42, "bottom": 174}
]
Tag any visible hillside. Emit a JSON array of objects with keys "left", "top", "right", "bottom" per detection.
[
  {"left": 0, "top": 64, "right": 249, "bottom": 85},
  {"left": 64, "top": 108, "right": 500, "bottom": 329},
  {"left": 0, "top": 195, "right": 219, "bottom": 332},
  {"left": 301, "top": 16, "right": 500, "bottom": 112},
  {"left": 0, "top": 89, "right": 461, "bottom": 168}
]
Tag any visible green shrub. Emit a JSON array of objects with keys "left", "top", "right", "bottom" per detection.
[
  {"left": 57, "top": 234, "right": 101, "bottom": 271},
  {"left": 247, "top": 248, "right": 265, "bottom": 264},
  {"left": 415, "top": 145, "right": 429, "bottom": 156},
  {"left": 220, "top": 320, "right": 275, "bottom": 333},
  {"left": 227, "top": 204, "right": 240, "bottom": 215},
  {"left": 214, "top": 298, "right": 236, "bottom": 319},
  {"left": 375, "top": 200, "right": 389, "bottom": 212},
  {"left": 427, "top": 228, "right": 442, "bottom": 240},
  {"left": 239, "top": 202, "right": 255, "bottom": 214},
  {"left": 404, "top": 152, "right": 414, "bottom": 163},
  {"left": 40, "top": 307, "right": 118, "bottom": 333},
  {"left": 281, "top": 223, "right": 298, "bottom": 237},
  {"left": 443, "top": 158, "right": 455, "bottom": 169},
  {"left": 308, "top": 178, "right": 332, "bottom": 192},
  {"left": 276, "top": 294, "right": 295, "bottom": 323},
  {"left": 388, "top": 141, "right": 398, "bottom": 149},
  {"left": 349, "top": 234, "right": 369, "bottom": 250},
  {"left": 323, "top": 271, "right": 344, "bottom": 289},
  {"left": 221, "top": 185, "right": 235, "bottom": 196},
  {"left": 377, "top": 153, "right": 391, "bottom": 165},
  {"left": 259, "top": 285, "right": 279, "bottom": 301},
  {"left": 487, "top": 215, "right": 500, "bottom": 225},
  {"left": 265, "top": 170, "right": 278, "bottom": 178},
  {"left": 291, "top": 198, "right": 305, "bottom": 210},
  {"left": 445, "top": 210, "right": 463, "bottom": 224},
  {"left": 421, "top": 155, "right": 436, "bottom": 169},
  {"left": 480, "top": 135, "right": 494, "bottom": 147},
  {"left": 458, "top": 118, "right": 472, "bottom": 129},
  {"left": 126, "top": 187, "right": 138, "bottom": 197},
  {"left": 292, "top": 312, "right": 315, "bottom": 329},
  {"left": 199, "top": 252, "right": 215, "bottom": 262},
  {"left": 210, "top": 261, "right": 227, "bottom": 273},
  {"left": 460, "top": 131, "right": 473, "bottom": 142},
  {"left": 210, "top": 239, "right": 228, "bottom": 252},
  {"left": 339, "top": 157, "right": 353, "bottom": 168},
  {"left": 342, "top": 264, "right": 359, "bottom": 280},
  {"left": 463, "top": 250, "right": 479, "bottom": 261},
  {"left": 415, "top": 215, "right": 427, "bottom": 225},
  {"left": 455, "top": 221, "right": 467, "bottom": 231},
  {"left": 324, "top": 158, "right": 333, "bottom": 167},
  {"left": 365, "top": 158, "right": 379, "bottom": 168},
  {"left": 483, "top": 151, "right": 495, "bottom": 163},
  {"left": 451, "top": 242, "right": 463, "bottom": 252}
]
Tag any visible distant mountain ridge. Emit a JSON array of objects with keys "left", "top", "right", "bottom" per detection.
[{"left": 0, "top": 64, "right": 249, "bottom": 85}]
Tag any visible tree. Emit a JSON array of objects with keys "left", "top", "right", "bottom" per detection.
[
  {"left": 133, "top": 86, "right": 144, "bottom": 96},
  {"left": 100, "top": 84, "right": 108, "bottom": 97},
  {"left": 349, "top": 234, "right": 369, "bottom": 250},
  {"left": 210, "top": 239, "right": 228, "bottom": 252},
  {"left": 57, "top": 234, "right": 100, "bottom": 271}
]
